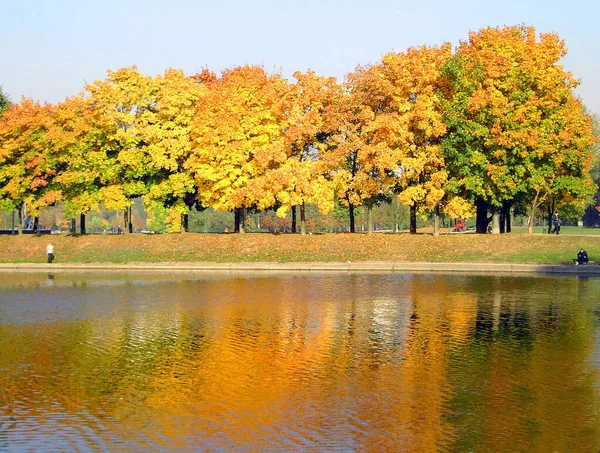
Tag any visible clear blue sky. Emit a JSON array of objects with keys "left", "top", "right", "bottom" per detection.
[{"left": 2, "top": 0, "right": 599, "bottom": 116}]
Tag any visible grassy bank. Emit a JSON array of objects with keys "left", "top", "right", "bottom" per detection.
[{"left": 1, "top": 231, "right": 599, "bottom": 265}]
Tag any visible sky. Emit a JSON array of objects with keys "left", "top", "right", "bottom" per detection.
[{"left": 2, "top": 0, "right": 599, "bottom": 116}]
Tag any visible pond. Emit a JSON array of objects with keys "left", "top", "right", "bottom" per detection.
[{"left": 0, "top": 271, "right": 599, "bottom": 452}]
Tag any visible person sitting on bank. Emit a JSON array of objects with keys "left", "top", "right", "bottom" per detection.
[{"left": 577, "top": 248, "right": 588, "bottom": 265}]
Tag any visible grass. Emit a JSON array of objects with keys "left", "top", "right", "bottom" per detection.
[
  {"left": 511, "top": 226, "right": 600, "bottom": 235},
  {"left": 1, "top": 230, "right": 600, "bottom": 265}
]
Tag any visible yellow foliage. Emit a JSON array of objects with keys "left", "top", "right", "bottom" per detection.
[
  {"left": 99, "top": 185, "right": 130, "bottom": 212},
  {"left": 189, "top": 65, "right": 288, "bottom": 211},
  {"left": 443, "top": 197, "right": 476, "bottom": 219}
]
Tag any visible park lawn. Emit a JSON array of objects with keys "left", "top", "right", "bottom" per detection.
[
  {"left": 1, "top": 231, "right": 599, "bottom": 265},
  {"left": 511, "top": 226, "right": 600, "bottom": 235}
]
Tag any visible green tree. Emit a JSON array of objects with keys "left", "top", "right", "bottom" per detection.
[
  {"left": 0, "top": 88, "right": 10, "bottom": 116},
  {"left": 582, "top": 112, "right": 600, "bottom": 226},
  {"left": 442, "top": 25, "right": 596, "bottom": 234}
]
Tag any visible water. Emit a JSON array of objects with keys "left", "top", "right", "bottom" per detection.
[{"left": 0, "top": 271, "right": 599, "bottom": 452}]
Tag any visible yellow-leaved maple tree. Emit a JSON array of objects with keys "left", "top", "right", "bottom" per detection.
[
  {"left": 245, "top": 70, "right": 341, "bottom": 235},
  {"left": 84, "top": 66, "right": 156, "bottom": 233},
  {"left": 323, "top": 70, "right": 386, "bottom": 233},
  {"left": 358, "top": 44, "right": 453, "bottom": 234},
  {"left": 137, "top": 69, "right": 206, "bottom": 232},
  {"left": 188, "top": 66, "right": 288, "bottom": 232},
  {"left": 48, "top": 94, "right": 103, "bottom": 234}
]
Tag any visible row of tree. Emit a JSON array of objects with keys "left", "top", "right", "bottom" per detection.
[{"left": 0, "top": 25, "right": 597, "bottom": 235}]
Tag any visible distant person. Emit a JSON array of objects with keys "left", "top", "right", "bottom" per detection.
[
  {"left": 46, "top": 243, "right": 54, "bottom": 264},
  {"left": 576, "top": 248, "right": 588, "bottom": 265},
  {"left": 553, "top": 213, "right": 561, "bottom": 234}
]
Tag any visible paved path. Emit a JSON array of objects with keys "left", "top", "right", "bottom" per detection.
[{"left": 1, "top": 261, "right": 599, "bottom": 275}]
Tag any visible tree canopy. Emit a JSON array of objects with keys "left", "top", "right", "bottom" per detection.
[
  {"left": 0, "top": 25, "right": 596, "bottom": 235},
  {"left": 441, "top": 25, "right": 596, "bottom": 233}
]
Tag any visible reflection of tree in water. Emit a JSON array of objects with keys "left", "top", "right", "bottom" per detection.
[
  {"left": 446, "top": 275, "right": 600, "bottom": 453},
  {"left": 1, "top": 274, "right": 600, "bottom": 451}
]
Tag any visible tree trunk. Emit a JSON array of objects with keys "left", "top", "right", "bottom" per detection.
[
  {"left": 123, "top": 208, "right": 132, "bottom": 234},
  {"left": 291, "top": 206, "right": 297, "bottom": 234},
  {"left": 182, "top": 213, "right": 189, "bottom": 233},
  {"left": 547, "top": 203, "right": 554, "bottom": 234},
  {"left": 349, "top": 203, "right": 355, "bottom": 233},
  {"left": 492, "top": 211, "right": 500, "bottom": 234},
  {"left": 409, "top": 204, "right": 417, "bottom": 234},
  {"left": 528, "top": 209, "right": 534, "bottom": 235},
  {"left": 300, "top": 202, "right": 306, "bottom": 236},
  {"left": 433, "top": 203, "right": 440, "bottom": 236},
  {"left": 500, "top": 201, "right": 513, "bottom": 234},
  {"left": 80, "top": 213, "right": 86, "bottom": 235},
  {"left": 238, "top": 208, "right": 245, "bottom": 234},
  {"left": 367, "top": 199, "right": 373, "bottom": 234},
  {"left": 475, "top": 198, "right": 488, "bottom": 234},
  {"left": 33, "top": 216, "right": 39, "bottom": 234},
  {"left": 128, "top": 206, "right": 133, "bottom": 234},
  {"left": 17, "top": 204, "right": 23, "bottom": 235},
  {"left": 499, "top": 206, "right": 506, "bottom": 234},
  {"left": 234, "top": 208, "right": 245, "bottom": 233},
  {"left": 70, "top": 218, "right": 76, "bottom": 235},
  {"left": 528, "top": 190, "right": 541, "bottom": 234}
]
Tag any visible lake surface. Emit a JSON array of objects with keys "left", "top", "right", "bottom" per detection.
[{"left": 0, "top": 271, "right": 599, "bottom": 452}]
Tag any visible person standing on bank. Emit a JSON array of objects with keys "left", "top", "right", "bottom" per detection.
[
  {"left": 46, "top": 242, "right": 54, "bottom": 264},
  {"left": 553, "top": 213, "right": 561, "bottom": 234}
]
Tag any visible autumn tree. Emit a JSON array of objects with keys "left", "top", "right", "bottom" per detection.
[
  {"left": 359, "top": 44, "right": 453, "bottom": 234},
  {"left": 324, "top": 70, "right": 391, "bottom": 234},
  {"left": 137, "top": 69, "right": 206, "bottom": 233},
  {"left": 441, "top": 25, "right": 596, "bottom": 233},
  {"left": 245, "top": 70, "right": 340, "bottom": 235},
  {"left": 48, "top": 94, "right": 122, "bottom": 235},
  {"left": 0, "top": 99, "right": 56, "bottom": 233},
  {"left": 85, "top": 66, "right": 157, "bottom": 233},
  {"left": 188, "top": 66, "right": 288, "bottom": 233},
  {"left": 534, "top": 95, "right": 596, "bottom": 233}
]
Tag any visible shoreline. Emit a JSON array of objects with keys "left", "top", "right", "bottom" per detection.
[{"left": 1, "top": 261, "right": 599, "bottom": 275}]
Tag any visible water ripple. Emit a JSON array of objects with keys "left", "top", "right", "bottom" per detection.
[{"left": 1, "top": 273, "right": 599, "bottom": 451}]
